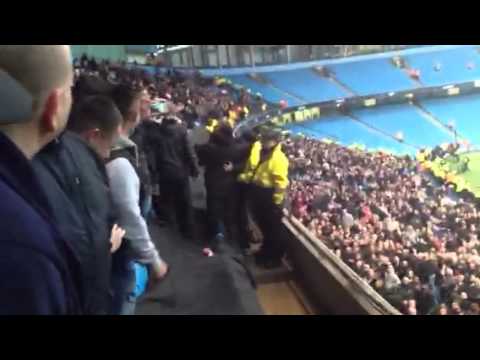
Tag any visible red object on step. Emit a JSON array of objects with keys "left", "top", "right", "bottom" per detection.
[{"left": 202, "top": 248, "right": 214, "bottom": 257}]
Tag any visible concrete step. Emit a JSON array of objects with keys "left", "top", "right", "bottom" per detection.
[{"left": 245, "top": 255, "right": 294, "bottom": 285}]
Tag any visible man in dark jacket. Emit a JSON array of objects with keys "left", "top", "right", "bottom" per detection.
[
  {"left": 130, "top": 89, "right": 156, "bottom": 220},
  {"left": 196, "top": 124, "right": 250, "bottom": 251},
  {"left": 232, "top": 129, "right": 258, "bottom": 251},
  {"left": 134, "top": 117, "right": 167, "bottom": 223},
  {"left": 181, "top": 102, "right": 199, "bottom": 129},
  {"left": 153, "top": 117, "right": 200, "bottom": 240},
  {"left": 0, "top": 45, "right": 82, "bottom": 314},
  {"left": 131, "top": 125, "right": 154, "bottom": 219},
  {"left": 33, "top": 95, "right": 125, "bottom": 315}
]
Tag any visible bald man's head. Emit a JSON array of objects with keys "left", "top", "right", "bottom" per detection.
[
  {"left": 0, "top": 45, "right": 74, "bottom": 158},
  {"left": 0, "top": 45, "right": 72, "bottom": 101}
]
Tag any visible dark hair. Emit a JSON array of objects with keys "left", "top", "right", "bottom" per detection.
[
  {"left": 67, "top": 95, "right": 123, "bottom": 136},
  {"left": 261, "top": 128, "right": 283, "bottom": 143},
  {"left": 210, "top": 123, "right": 233, "bottom": 146},
  {"left": 110, "top": 83, "right": 142, "bottom": 121},
  {"left": 72, "top": 75, "right": 114, "bottom": 103},
  {"left": 240, "top": 129, "right": 256, "bottom": 143}
]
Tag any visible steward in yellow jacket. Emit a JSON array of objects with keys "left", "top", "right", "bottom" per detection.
[
  {"left": 238, "top": 130, "right": 289, "bottom": 268},
  {"left": 206, "top": 118, "right": 219, "bottom": 133},
  {"left": 238, "top": 140, "right": 289, "bottom": 205}
]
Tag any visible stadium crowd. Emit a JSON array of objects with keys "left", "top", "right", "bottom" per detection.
[
  {"left": 285, "top": 136, "right": 480, "bottom": 315},
  {"left": 5, "top": 45, "right": 480, "bottom": 316},
  {"left": 0, "top": 45, "right": 276, "bottom": 315}
]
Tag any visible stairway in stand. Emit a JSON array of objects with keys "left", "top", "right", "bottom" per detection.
[
  {"left": 249, "top": 72, "right": 307, "bottom": 105},
  {"left": 266, "top": 82, "right": 307, "bottom": 105},
  {"left": 396, "top": 58, "right": 424, "bottom": 88},
  {"left": 413, "top": 102, "right": 462, "bottom": 141},
  {"left": 246, "top": 255, "right": 315, "bottom": 315},
  {"left": 312, "top": 67, "right": 356, "bottom": 97}
]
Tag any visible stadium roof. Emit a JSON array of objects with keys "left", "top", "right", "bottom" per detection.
[
  {"left": 126, "top": 45, "right": 193, "bottom": 55},
  {"left": 153, "top": 45, "right": 193, "bottom": 54}
]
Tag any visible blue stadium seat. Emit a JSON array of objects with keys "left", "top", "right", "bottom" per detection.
[
  {"left": 285, "top": 114, "right": 414, "bottom": 155},
  {"left": 352, "top": 104, "right": 453, "bottom": 149},
  {"left": 328, "top": 59, "right": 416, "bottom": 95},
  {"left": 226, "top": 74, "right": 303, "bottom": 106},
  {"left": 227, "top": 47, "right": 480, "bottom": 105},
  {"left": 406, "top": 46, "right": 480, "bottom": 86},
  {"left": 264, "top": 69, "right": 347, "bottom": 103},
  {"left": 421, "top": 94, "right": 480, "bottom": 146}
]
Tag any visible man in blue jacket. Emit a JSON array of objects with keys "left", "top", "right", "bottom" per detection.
[{"left": 0, "top": 45, "right": 82, "bottom": 314}]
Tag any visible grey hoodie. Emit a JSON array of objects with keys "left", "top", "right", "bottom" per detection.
[{"left": 106, "top": 135, "right": 163, "bottom": 268}]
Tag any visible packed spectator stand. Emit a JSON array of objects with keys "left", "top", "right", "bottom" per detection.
[
  {"left": 285, "top": 135, "right": 480, "bottom": 315},
  {"left": 197, "top": 45, "right": 480, "bottom": 315},
  {"left": 73, "top": 54, "right": 267, "bottom": 129}
]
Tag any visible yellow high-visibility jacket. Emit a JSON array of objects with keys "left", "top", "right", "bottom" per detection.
[
  {"left": 227, "top": 116, "right": 236, "bottom": 129},
  {"left": 238, "top": 141, "right": 289, "bottom": 205},
  {"left": 417, "top": 149, "right": 431, "bottom": 164},
  {"left": 446, "top": 172, "right": 456, "bottom": 184},
  {"left": 206, "top": 119, "right": 219, "bottom": 133},
  {"left": 417, "top": 152, "right": 426, "bottom": 163},
  {"left": 456, "top": 177, "right": 467, "bottom": 192},
  {"left": 228, "top": 110, "right": 238, "bottom": 121}
]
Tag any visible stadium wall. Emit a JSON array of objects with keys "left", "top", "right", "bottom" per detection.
[
  {"left": 111, "top": 46, "right": 474, "bottom": 77},
  {"left": 70, "top": 45, "right": 127, "bottom": 62}
]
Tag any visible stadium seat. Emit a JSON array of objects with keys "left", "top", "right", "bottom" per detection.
[
  {"left": 352, "top": 104, "right": 454, "bottom": 149},
  {"left": 405, "top": 46, "right": 480, "bottom": 86},
  {"left": 285, "top": 114, "right": 414, "bottom": 155},
  {"left": 327, "top": 59, "right": 416, "bottom": 95},
  {"left": 264, "top": 68, "right": 348, "bottom": 103},
  {"left": 421, "top": 94, "right": 480, "bottom": 146},
  {"left": 226, "top": 74, "right": 303, "bottom": 106}
]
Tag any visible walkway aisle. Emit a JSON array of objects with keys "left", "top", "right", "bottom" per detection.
[{"left": 136, "top": 222, "right": 263, "bottom": 315}]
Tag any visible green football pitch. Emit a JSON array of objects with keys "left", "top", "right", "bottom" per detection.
[{"left": 433, "top": 151, "right": 480, "bottom": 197}]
